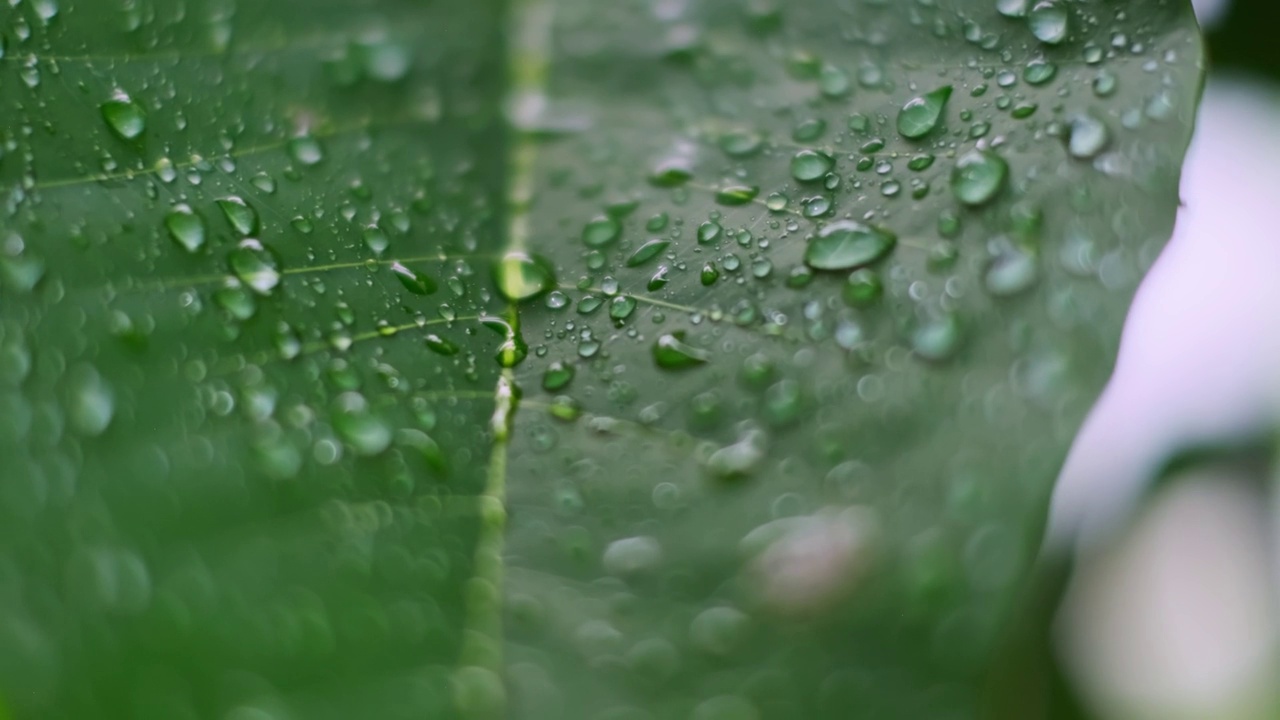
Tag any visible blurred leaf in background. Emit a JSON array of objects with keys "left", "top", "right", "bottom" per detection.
[{"left": 0, "top": 0, "right": 1202, "bottom": 718}]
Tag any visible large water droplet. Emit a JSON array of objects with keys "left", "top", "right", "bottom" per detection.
[
  {"left": 542, "top": 361, "right": 575, "bottom": 391},
  {"left": 165, "top": 205, "right": 205, "bottom": 252},
  {"left": 216, "top": 196, "right": 259, "bottom": 236},
  {"left": 227, "top": 239, "right": 282, "bottom": 296},
  {"left": 896, "top": 86, "right": 952, "bottom": 139},
  {"left": 100, "top": 91, "right": 145, "bottom": 140},
  {"left": 804, "top": 220, "right": 896, "bottom": 271},
  {"left": 626, "top": 239, "right": 670, "bottom": 267},
  {"left": 653, "top": 331, "right": 710, "bottom": 369},
  {"left": 1028, "top": 1, "right": 1068, "bottom": 44},
  {"left": 603, "top": 536, "right": 663, "bottom": 577},
  {"left": 790, "top": 150, "right": 833, "bottom": 182},
  {"left": 493, "top": 252, "right": 555, "bottom": 303},
  {"left": 391, "top": 262, "right": 437, "bottom": 295},
  {"left": 950, "top": 150, "right": 1008, "bottom": 206}
]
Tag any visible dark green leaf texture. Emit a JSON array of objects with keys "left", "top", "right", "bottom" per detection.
[{"left": 0, "top": 0, "right": 1202, "bottom": 718}]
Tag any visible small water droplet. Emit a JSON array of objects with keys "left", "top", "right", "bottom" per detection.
[
  {"left": 790, "top": 150, "right": 834, "bottom": 182},
  {"left": 715, "top": 185, "right": 759, "bottom": 206},
  {"left": 626, "top": 239, "right": 670, "bottom": 267},
  {"left": 424, "top": 334, "right": 459, "bottom": 356},
  {"left": 391, "top": 262, "right": 437, "bottom": 295},
  {"left": 609, "top": 295, "right": 637, "bottom": 322},
  {"left": 288, "top": 135, "right": 325, "bottom": 166},
  {"left": 911, "top": 315, "right": 963, "bottom": 362},
  {"left": 1067, "top": 113, "right": 1110, "bottom": 159},
  {"left": 582, "top": 216, "right": 621, "bottom": 248},
  {"left": 542, "top": 361, "right": 575, "bottom": 391}
]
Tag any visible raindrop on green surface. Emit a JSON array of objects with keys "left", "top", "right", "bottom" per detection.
[
  {"left": 701, "top": 263, "right": 720, "bottom": 285},
  {"left": 790, "top": 150, "right": 834, "bottom": 182},
  {"left": 100, "top": 91, "right": 145, "bottom": 140},
  {"left": 493, "top": 252, "right": 555, "bottom": 303},
  {"left": 698, "top": 221, "right": 723, "bottom": 244},
  {"left": 911, "top": 314, "right": 964, "bottom": 362},
  {"left": 647, "top": 266, "right": 670, "bottom": 292},
  {"left": 424, "top": 334, "right": 459, "bottom": 356},
  {"left": 896, "top": 86, "right": 952, "bottom": 139},
  {"left": 362, "top": 226, "right": 390, "bottom": 255},
  {"left": 648, "top": 160, "right": 693, "bottom": 187},
  {"left": 484, "top": 315, "right": 529, "bottom": 368},
  {"left": 843, "top": 268, "right": 883, "bottom": 307},
  {"left": 609, "top": 295, "right": 637, "bottom": 322},
  {"left": 1028, "top": 1, "right": 1068, "bottom": 44},
  {"left": 627, "top": 240, "right": 670, "bottom": 267},
  {"left": 66, "top": 365, "right": 114, "bottom": 437},
  {"left": 390, "top": 262, "right": 437, "bottom": 295},
  {"left": 288, "top": 135, "right": 325, "bottom": 166},
  {"left": 804, "top": 220, "right": 896, "bottom": 271},
  {"left": 950, "top": 150, "right": 1008, "bottom": 206},
  {"left": 818, "top": 64, "right": 851, "bottom": 98},
  {"left": 715, "top": 185, "right": 759, "bottom": 206},
  {"left": 908, "top": 154, "right": 936, "bottom": 171},
  {"left": 214, "top": 282, "right": 257, "bottom": 321},
  {"left": 582, "top": 216, "right": 621, "bottom": 248},
  {"left": 1023, "top": 61, "right": 1057, "bottom": 86},
  {"left": 718, "top": 130, "right": 764, "bottom": 158},
  {"left": 997, "top": 0, "right": 1029, "bottom": 17},
  {"left": 1067, "top": 113, "right": 1110, "bottom": 159},
  {"left": 227, "top": 239, "right": 282, "bottom": 296},
  {"left": 653, "top": 331, "right": 710, "bottom": 369},
  {"left": 164, "top": 205, "right": 205, "bottom": 252},
  {"left": 332, "top": 392, "right": 392, "bottom": 456},
  {"left": 984, "top": 243, "right": 1039, "bottom": 296},
  {"left": 542, "top": 361, "right": 575, "bottom": 391},
  {"left": 216, "top": 196, "right": 259, "bottom": 236}
]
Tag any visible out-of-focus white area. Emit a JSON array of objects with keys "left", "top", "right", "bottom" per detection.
[
  {"left": 1193, "top": 0, "right": 1231, "bottom": 28},
  {"left": 1058, "top": 474, "right": 1280, "bottom": 720},
  {"left": 1046, "top": 73, "right": 1280, "bottom": 549}
]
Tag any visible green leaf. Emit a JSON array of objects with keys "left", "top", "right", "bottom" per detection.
[{"left": 0, "top": 0, "right": 1203, "bottom": 718}]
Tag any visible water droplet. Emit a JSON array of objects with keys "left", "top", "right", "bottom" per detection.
[
  {"left": 984, "top": 242, "right": 1039, "bottom": 296},
  {"left": 626, "top": 239, "right": 670, "bottom": 267},
  {"left": 706, "top": 430, "right": 766, "bottom": 480},
  {"left": 214, "top": 282, "right": 257, "bottom": 320},
  {"left": 391, "top": 262, "right": 438, "bottom": 295},
  {"left": 582, "top": 216, "right": 621, "bottom": 248},
  {"left": 100, "top": 91, "right": 145, "bottom": 140},
  {"left": 288, "top": 135, "right": 325, "bottom": 166},
  {"left": 698, "top": 221, "right": 723, "bottom": 244},
  {"left": 165, "top": 205, "right": 205, "bottom": 252},
  {"left": 997, "top": 0, "right": 1029, "bottom": 17},
  {"left": 227, "top": 239, "right": 282, "bottom": 296},
  {"left": 542, "top": 361, "right": 575, "bottom": 391},
  {"left": 950, "top": 150, "right": 1008, "bottom": 206},
  {"left": 1023, "top": 60, "right": 1057, "bottom": 85},
  {"left": 609, "top": 295, "right": 637, "bottom": 322},
  {"left": 718, "top": 130, "right": 764, "bottom": 158},
  {"left": 790, "top": 150, "right": 833, "bottom": 182},
  {"left": 649, "top": 160, "right": 693, "bottom": 187},
  {"left": 1028, "top": 1, "right": 1068, "bottom": 44},
  {"left": 896, "top": 86, "right": 952, "bottom": 139},
  {"left": 603, "top": 536, "right": 663, "bottom": 577},
  {"left": 424, "top": 334, "right": 459, "bottom": 356},
  {"left": 493, "top": 252, "right": 555, "bottom": 303},
  {"left": 715, "top": 185, "right": 759, "bottom": 206},
  {"left": 911, "top": 315, "right": 963, "bottom": 362},
  {"left": 843, "top": 268, "right": 883, "bottom": 307},
  {"left": 1067, "top": 113, "right": 1110, "bottom": 159},
  {"left": 818, "top": 65, "right": 851, "bottom": 98},
  {"left": 701, "top": 263, "right": 720, "bottom": 285},
  {"left": 66, "top": 365, "right": 114, "bottom": 437},
  {"left": 216, "top": 196, "right": 259, "bottom": 236},
  {"left": 653, "top": 331, "right": 710, "bottom": 369},
  {"left": 804, "top": 220, "right": 896, "bottom": 271}
]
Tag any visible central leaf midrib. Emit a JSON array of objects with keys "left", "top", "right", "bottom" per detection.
[{"left": 452, "top": 0, "right": 556, "bottom": 715}]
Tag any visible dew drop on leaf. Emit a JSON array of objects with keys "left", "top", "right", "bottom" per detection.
[
  {"left": 390, "top": 262, "right": 438, "bottom": 295},
  {"left": 1028, "top": 1, "right": 1068, "bottom": 44},
  {"left": 164, "top": 205, "right": 205, "bottom": 252},
  {"left": 804, "top": 220, "right": 896, "bottom": 271},
  {"left": 542, "top": 361, "right": 575, "bottom": 391},
  {"left": 790, "top": 150, "right": 834, "bottom": 182},
  {"left": 216, "top": 196, "right": 259, "bottom": 236},
  {"left": 493, "top": 252, "right": 555, "bottom": 303},
  {"left": 1067, "top": 113, "right": 1111, "bottom": 159},
  {"left": 653, "top": 331, "right": 710, "bottom": 369},
  {"left": 424, "top": 334, "right": 459, "bottom": 356},
  {"left": 896, "top": 85, "right": 952, "bottom": 139},
  {"left": 626, "top": 239, "right": 670, "bottom": 267},
  {"left": 950, "top": 150, "right": 1008, "bottom": 206},
  {"left": 582, "top": 216, "right": 621, "bottom": 248},
  {"left": 100, "top": 91, "right": 145, "bottom": 140},
  {"left": 287, "top": 135, "right": 325, "bottom": 166},
  {"left": 227, "top": 239, "right": 282, "bottom": 296}
]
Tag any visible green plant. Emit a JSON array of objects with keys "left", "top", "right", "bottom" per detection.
[{"left": 0, "top": 0, "right": 1203, "bottom": 717}]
